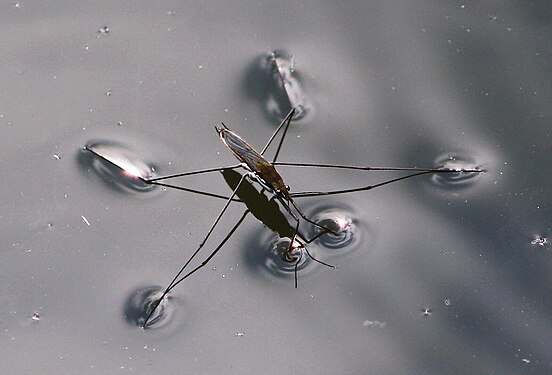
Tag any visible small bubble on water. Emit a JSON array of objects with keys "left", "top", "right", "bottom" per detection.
[
  {"left": 14, "top": 2, "right": 20, "bottom": 8},
  {"left": 444, "top": 299, "right": 451, "bottom": 306},
  {"left": 117, "top": 121, "right": 123, "bottom": 126},
  {"left": 531, "top": 236, "right": 548, "bottom": 247},
  {"left": 105, "top": 91, "right": 112, "bottom": 96}
]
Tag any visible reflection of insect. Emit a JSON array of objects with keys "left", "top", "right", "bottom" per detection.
[{"left": 85, "top": 109, "right": 484, "bottom": 328}]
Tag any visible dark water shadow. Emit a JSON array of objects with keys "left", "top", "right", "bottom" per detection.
[{"left": 241, "top": 50, "right": 312, "bottom": 125}]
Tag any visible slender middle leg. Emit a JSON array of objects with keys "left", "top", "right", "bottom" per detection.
[
  {"left": 142, "top": 173, "right": 250, "bottom": 327},
  {"left": 289, "top": 171, "right": 434, "bottom": 198}
]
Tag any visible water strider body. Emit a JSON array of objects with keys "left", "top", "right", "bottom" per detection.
[
  {"left": 216, "top": 123, "right": 291, "bottom": 199},
  {"left": 83, "top": 108, "right": 485, "bottom": 329},
  {"left": 215, "top": 115, "right": 338, "bottom": 242}
]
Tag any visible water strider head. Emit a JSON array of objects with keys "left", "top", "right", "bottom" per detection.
[{"left": 215, "top": 124, "right": 291, "bottom": 199}]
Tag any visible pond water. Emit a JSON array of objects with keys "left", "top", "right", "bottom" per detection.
[{"left": 1, "top": 1, "right": 550, "bottom": 374}]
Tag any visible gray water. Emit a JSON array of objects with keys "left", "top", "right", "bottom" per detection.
[{"left": 1, "top": 1, "right": 551, "bottom": 374}]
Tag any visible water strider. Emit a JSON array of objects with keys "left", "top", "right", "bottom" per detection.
[{"left": 84, "top": 108, "right": 485, "bottom": 328}]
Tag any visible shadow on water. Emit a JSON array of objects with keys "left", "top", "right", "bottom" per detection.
[
  {"left": 226, "top": 166, "right": 367, "bottom": 283},
  {"left": 221, "top": 168, "right": 295, "bottom": 239},
  {"left": 381, "top": 145, "right": 550, "bottom": 366},
  {"left": 391, "top": 19, "right": 552, "bottom": 314},
  {"left": 399, "top": 133, "right": 552, "bottom": 310},
  {"left": 253, "top": 200, "right": 367, "bottom": 283},
  {"left": 343, "top": 231, "right": 552, "bottom": 373},
  {"left": 222, "top": 168, "right": 338, "bottom": 281}
]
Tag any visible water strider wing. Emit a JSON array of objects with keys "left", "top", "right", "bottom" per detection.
[{"left": 217, "top": 127, "right": 288, "bottom": 194}]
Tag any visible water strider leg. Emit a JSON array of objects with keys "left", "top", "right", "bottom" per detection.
[
  {"left": 273, "top": 162, "right": 485, "bottom": 174},
  {"left": 146, "top": 164, "right": 243, "bottom": 182},
  {"left": 164, "top": 209, "right": 250, "bottom": 296},
  {"left": 287, "top": 204, "right": 304, "bottom": 289},
  {"left": 303, "top": 246, "right": 335, "bottom": 269},
  {"left": 84, "top": 145, "right": 244, "bottom": 201},
  {"left": 148, "top": 180, "right": 240, "bottom": 201},
  {"left": 165, "top": 190, "right": 332, "bottom": 296},
  {"left": 268, "top": 108, "right": 294, "bottom": 163},
  {"left": 291, "top": 245, "right": 335, "bottom": 288},
  {"left": 273, "top": 196, "right": 336, "bottom": 287},
  {"left": 260, "top": 108, "right": 295, "bottom": 157},
  {"left": 287, "top": 198, "right": 340, "bottom": 236},
  {"left": 143, "top": 173, "right": 250, "bottom": 327},
  {"left": 289, "top": 171, "right": 436, "bottom": 198}
]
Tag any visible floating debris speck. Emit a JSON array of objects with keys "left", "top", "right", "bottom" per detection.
[
  {"left": 98, "top": 25, "right": 110, "bottom": 35},
  {"left": 81, "top": 215, "right": 90, "bottom": 226},
  {"left": 363, "top": 320, "right": 386, "bottom": 328},
  {"left": 531, "top": 236, "right": 548, "bottom": 247}
]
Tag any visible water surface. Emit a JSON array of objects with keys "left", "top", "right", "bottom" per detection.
[{"left": 1, "top": 1, "right": 550, "bottom": 374}]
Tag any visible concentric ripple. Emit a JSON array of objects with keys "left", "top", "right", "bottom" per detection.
[
  {"left": 247, "top": 204, "right": 364, "bottom": 281},
  {"left": 430, "top": 153, "right": 483, "bottom": 190},
  {"left": 123, "top": 286, "right": 175, "bottom": 329},
  {"left": 82, "top": 141, "right": 157, "bottom": 193},
  {"left": 264, "top": 237, "right": 311, "bottom": 276},
  {"left": 308, "top": 205, "right": 361, "bottom": 252}
]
